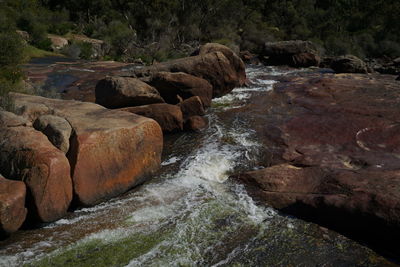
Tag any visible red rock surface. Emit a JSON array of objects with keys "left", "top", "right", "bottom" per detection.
[
  {"left": 232, "top": 72, "right": 400, "bottom": 258},
  {"left": 0, "top": 175, "right": 27, "bottom": 235}
]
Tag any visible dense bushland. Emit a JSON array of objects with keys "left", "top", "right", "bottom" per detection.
[{"left": 0, "top": 0, "right": 399, "bottom": 104}]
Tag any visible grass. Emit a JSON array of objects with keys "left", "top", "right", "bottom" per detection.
[{"left": 24, "top": 45, "right": 63, "bottom": 61}]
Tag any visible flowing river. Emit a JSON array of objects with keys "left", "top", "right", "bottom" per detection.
[{"left": 0, "top": 66, "right": 386, "bottom": 266}]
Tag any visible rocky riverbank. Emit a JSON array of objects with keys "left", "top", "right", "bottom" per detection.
[
  {"left": 1, "top": 41, "right": 399, "bottom": 265},
  {"left": 230, "top": 70, "right": 400, "bottom": 259},
  {"left": 0, "top": 43, "right": 245, "bottom": 234}
]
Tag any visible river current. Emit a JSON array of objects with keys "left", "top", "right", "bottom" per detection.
[{"left": 0, "top": 66, "right": 385, "bottom": 266}]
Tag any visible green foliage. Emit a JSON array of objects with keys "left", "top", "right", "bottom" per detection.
[{"left": 1, "top": 0, "right": 400, "bottom": 63}]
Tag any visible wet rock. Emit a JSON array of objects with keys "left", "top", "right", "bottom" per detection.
[
  {"left": 331, "top": 55, "right": 368, "bottom": 73},
  {"left": 0, "top": 174, "right": 27, "bottom": 235},
  {"left": 95, "top": 76, "right": 164, "bottom": 109},
  {"left": 262, "top": 40, "right": 320, "bottom": 67},
  {"left": 233, "top": 71, "right": 400, "bottom": 258},
  {"left": 10, "top": 93, "right": 163, "bottom": 206},
  {"left": 134, "top": 51, "right": 241, "bottom": 98},
  {"left": 33, "top": 115, "right": 72, "bottom": 153},
  {"left": 234, "top": 164, "right": 400, "bottom": 259},
  {"left": 0, "top": 111, "right": 31, "bottom": 127},
  {"left": 196, "top": 43, "right": 246, "bottom": 87},
  {"left": 0, "top": 126, "right": 72, "bottom": 222},
  {"left": 145, "top": 72, "right": 213, "bottom": 107},
  {"left": 120, "top": 104, "right": 183, "bottom": 133},
  {"left": 178, "top": 96, "right": 205, "bottom": 120},
  {"left": 184, "top": 116, "right": 208, "bottom": 131}
]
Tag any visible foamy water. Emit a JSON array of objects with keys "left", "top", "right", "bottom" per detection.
[{"left": 0, "top": 66, "right": 380, "bottom": 266}]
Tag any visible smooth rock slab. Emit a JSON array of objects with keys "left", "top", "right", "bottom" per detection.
[
  {"left": 11, "top": 93, "right": 163, "bottom": 206},
  {"left": 0, "top": 175, "right": 27, "bottom": 235},
  {"left": 0, "top": 126, "right": 72, "bottom": 222}
]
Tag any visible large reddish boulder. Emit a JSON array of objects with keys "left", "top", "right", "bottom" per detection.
[
  {"left": 95, "top": 76, "right": 164, "bottom": 108},
  {"left": 145, "top": 72, "right": 213, "bottom": 107},
  {"left": 196, "top": 43, "right": 246, "bottom": 87},
  {"left": 0, "top": 175, "right": 27, "bottom": 235},
  {"left": 0, "top": 126, "right": 72, "bottom": 222},
  {"left": 11, "top": 93, "right": 163, "bottom": 206},
  {"left": 134, "top": 51, "right": 241, "bottom": 98},
  {"left": 119, "top": 104, "right": 183, "bottom": 133}
]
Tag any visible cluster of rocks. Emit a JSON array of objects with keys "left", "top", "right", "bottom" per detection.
[
  {"left": 94, "top": 43, "right": 246, "bottom": 133},
  {"left": 240, "top": 40, "right": 399, "bottom": 77},
  {"left": 0, "top": 95, "right": 163, "bottom": 235},
  {"left": 0, "top": 43, "right": 245, "bottom": 236},
  {"left": 231, "top": 72, "right": 400, "bottom": 258}
]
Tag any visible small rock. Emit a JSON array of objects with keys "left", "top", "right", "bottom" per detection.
[
  {"left": 33, "top": 115, "right": 72, "bottom": 153},
  {"left": 95, "top": 76, "right": 164, "bottom": 109},
  {"left": 178, "top": 96, "right": 205, "bottom": 120}
]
